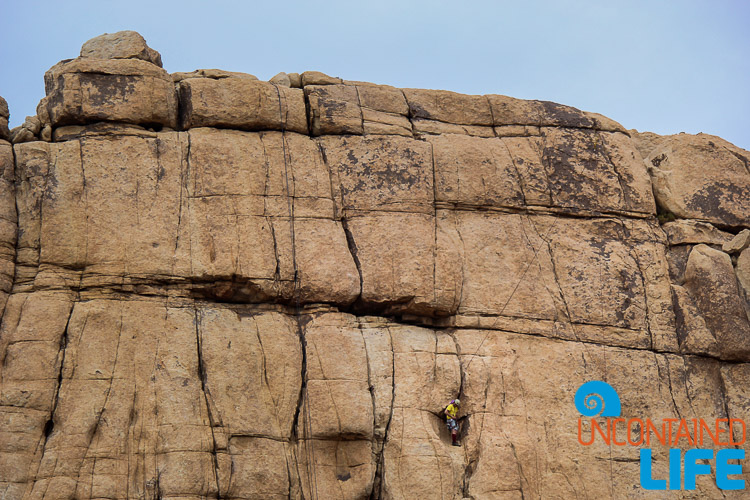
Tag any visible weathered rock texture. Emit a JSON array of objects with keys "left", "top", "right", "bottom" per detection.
[{"left": 1, "top": 31, "right": 750, "bottom": 499}]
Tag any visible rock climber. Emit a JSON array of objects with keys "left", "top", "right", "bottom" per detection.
[{"left": 444, "top": 398, "right": 461, "bottom": 446}]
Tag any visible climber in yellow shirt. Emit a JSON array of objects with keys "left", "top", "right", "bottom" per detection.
[{"left": 444, "top": 399, "right": 461, "bottom": 446}]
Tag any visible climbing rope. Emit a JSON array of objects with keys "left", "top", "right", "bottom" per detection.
[
  {"left": 462, "top": 131, "right": 612, "bottom": 381},
  {"left": 462, "top": 212, "right": 562, "bottom": 374}
]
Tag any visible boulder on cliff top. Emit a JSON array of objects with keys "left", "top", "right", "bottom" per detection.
[
  {"left": 9, "top": 116, "right": 41, "bottom": 144},
  {"left": 269, "top": 72, "right": 291, "bottom": 87},
  {"left": 43, "top": 57, "right": 178, "bottom": 129},
  {"left": 0, "top": 96, "right": 9, "bottom": 141},
  {"left": 647, "top": 133, "right": 750, "bottom": 228},
  {"left": 487, "top": 94, "right": 627, "bottom": 131},
  {"left": 0, "top": 96, "right": 8, "bottom": 119},
  {"left": 0, "top": 119, "right": 9, "bottom": 142},
  {"left": 301, "top": 70, "right": 342, "bottom": 86},
  {"left": 80, "top": 30, "right": 163, "bottom": 67},
  {"left": 178, "top": 77, "right": 307, "bottom": 133}
]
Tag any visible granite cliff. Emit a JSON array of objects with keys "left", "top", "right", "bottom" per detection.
[{"left": 1, "top": 31, "right": 750, "bottom": 499}]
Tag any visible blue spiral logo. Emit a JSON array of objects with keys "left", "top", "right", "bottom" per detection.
[{"left": 574, "top": 381, "right": 621, "bottom": 417}]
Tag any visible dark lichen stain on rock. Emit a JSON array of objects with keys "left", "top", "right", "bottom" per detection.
[
  {"left": 651, "top": 153, "right": 667, "bottom": 168},
  {"left": 334, "top": 140, "right": 429, "bottom": 199},
  {"left": 542, "top": 128, "right": 615, "bottom": 210},
  {"left": 408, "top": 102, "right": 429, "bottom": 120},
  {"left": 539, "top": 101, "right": 593, "bottom": 128},
  {"left": 83, "top": 74, "right": 139, "bottom": 108},
  {"left": 687, "top": 181, "right": 749, "bottom": 227},
  {"left": 321, "top": 99, "right": 350, "bottom": 120}
]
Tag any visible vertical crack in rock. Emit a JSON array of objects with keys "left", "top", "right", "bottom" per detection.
[
  {"left": 537, "top": 130, "right": 557, "bottom": 208},
  {"left": 429, "top": 140, "right": 439, "bottom": 307},
  {"left": 30, "top": 302, "right": 76, "bottom": 489},
  {"left": 341, "top": 217, "right": 364, "bottom": 301},
  {"left": 628, "top": 247, "right": 654, "bottom": 350},
  {"left": 193, "top": 306, "right": 222, "bottom": 498},
  {"left": 173, "top": 132, "right": 189, "bottom": 259},
  {"left": 230, "top": 187, "right": 242, "bottom": 276},
  {"left": 283, "top": 137, "right": 298, "bottom": 288},
  {"left": 508, "top": 439, "right": 527, "bottom": 500},
  {"left": 291, "top": 312, "right": 317, "bottom": 500},
  {"left": 0, "top": 294, "right": 27, "bottom": 372},
  {"left": 274, "top": 82, "right": 300, "bottom": 292},
  {"left": 317, "top": 141, "right": 339, "bottom": 221},
  {"left": 282, "top": 108, "right": 312, "bottom": 495},
  {"left": 446, "top": 330, "right": 466, "bottom": 403},
  {"left": 134, "top": 178, "right": 141, "bottom": 227},
  {"left": 86, "top": 310, "right": 118, "bottom": 458},
  {"left": 317, "top": 137, "right": 363, "bottom": 302},
  {"left": 291, "top": 321, "right": 306, "bottom": 442},
  {"left": 397, "top": 88, "right": 415, "bottom": 140},
  {"left": 153, "top": 135, "right": 164, "bottom": 192},
  {"left": 717, "top": 366, "right": 733, "bottom": 421},
  {"left": 34, "top": 147, "right": 52, "bottom": 283},
  {"left": 286, "top": 453, "right": 294, "bottom": 500},
  {"left": 83, "top": 309, "right": 110, "bottom": 499},
  {"left": 259, "top": 135, "right": 283, "bottom": 283},
  {"left": 499, "top": 136, "right": 529, "bottom": 206},
  {"left": 276, "top": 80, "right": 290, "bottom": 131},
  {"left": 79, "top": 139, "right": 90, "bottom": 290},
  {"left": 446, "top": 329, "right": 474, "bottom": 498},
  {"left": 253, "top": 321, "right": 272, "bottom": 418},
  {"left": 485, "top": 94, "right": 496, "bottom": 131},
  {"left": 270, "top": 222, "right": 282, "bottom": 281},
  {"left": 48, "top": 305, "right": 74, "bottom": 440},
  {"left": 125, "top": 388, "right": 137, "bottom": 500},
  {"left": 353, "top": 85, "right": 366, "bottom": 135},
  {"left": 526, "top": 216, "right": 576, "bottom": 339},
  {"left": 518, "top": 215, "right": 562, "bottom": 321},
  {"left": 303, "top": 82, "right": 313, "bottom": 137},
  {"left": 660, "top": 354, "right": 683, "bottom": 419},
  {"left": 358, "top": 318, "right": 380, "bottom": 499},
  {"left": 595, "top": 130, "right": 629, "bottom": 209},
  {"left": 452, "top": 214, "right": 467, "bottom": 312},
  {"left": 0, "top": 144, "right": 18, "bottom": 324},
  {"left": 369, "top": 326, "right": 396, "bottom": 500}
]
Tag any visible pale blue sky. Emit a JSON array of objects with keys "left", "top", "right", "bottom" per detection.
[{"left": 2, "top": 1, "right": 748, "bottom": 150}]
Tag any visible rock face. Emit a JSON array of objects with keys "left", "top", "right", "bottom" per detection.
[
  {"left": 1, "top": 31, "right": 750, "bottom": 499},
  {"left": 80, "top": 31, "right": 163, "bottom": 67},
  {"left": 43, "top": 58, "right": 177, "bottom": 130},
  {"left": 644, "top": 133, "right": 750, "bottom": 228},
  {"left": 0, "top": 97, "right": 10, "bottom": 141}
]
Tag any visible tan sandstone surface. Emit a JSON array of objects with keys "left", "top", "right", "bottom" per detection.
[{"left": 1, "top": 31, "right": 750, "bottom": 499}]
